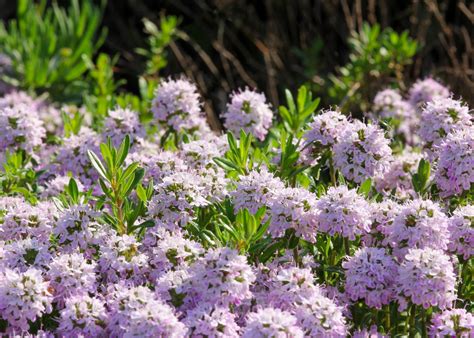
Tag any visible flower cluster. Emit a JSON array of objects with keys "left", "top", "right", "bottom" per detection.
[
  {"left": 0, "top": 75, "right": 471, "bottom": 336},
  {"left": 435, "top": 125, "right": 474, "bottom": 197},
  {"left": 57, "top": 294, "right": 108, "bottom": 337},
  {"left": 343, "top": 247, "right": 398, "bottom": 308},
  {"left": 222, "top": 89, "right": 273, "bottom": 141},
  {"left": 242, "top": 308, "right": 304, "bottom": 338},
  {"left": 183, "top": 247, "right": 256, "bottom": 308},
  {"left": 301, "top": 109, "right": 350, "bottom": 163},
  {"left": 54, "top": 127, "right": 101, "bottom": 188},
  {"left": 374, "top": 150, "right": 421, "bottom": 198},
  {"left": 267, "top": 187, "right": 319, "bottom": 242},
  {"left": 0, "top": 104, "right": 45, "bottom": 154},
  {"left": 152, "top": 77, "right": 208, "bottom": 133},
  {"left": 429, "top": 308, "right": 474, "bottom": 337},
  {"left": 448, "top": 205, "right": 474, "bottom": 259},
  {"left": 47, "top": 252, "right": 97, "bottom": 305},
  {"left": 0, "top": 268, "right": 53, "bottom": 332},
  {"left": 408, "top": 78, "right": 450, "bottom": 108},
  {"left": 395, "top": 248, "right": 456, "bottom": 310},
  {"left": 333, "top": 121, "right": 393, "bottom": 183},
  {"left": 386, "top": 199, "right": 450, "bottom": 258},
  {"left": 419, "top": 97, "right": 472, "bottom": 158},
  {"left": 103, "top": 107, "right": 145, "bottom": 146},
  {"left": 230, "top": 168, "right": 285, "bottom": 214},
  {"left": 107, "top": 285, "right": 187, "bottom": 337},
  {"left": 317, "top": 185, "right": 372, "bottom": 240}
]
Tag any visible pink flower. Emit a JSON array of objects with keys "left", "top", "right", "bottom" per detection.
[
  {"left": 396, "top": 248, "right": 456, "bottom": 310},
  {"left": 385, "top": 199, "right": 450, "bottom": 258},
  {"left": 0, "top": 268, "right": 53, "bottom": 332},
  {"left": 243, "top": 308, "right": 304, "bottom": 338},
  {"left": 152, "top": 77, "right": 208, "bottom": 133},
  {"left": 223, "top": 88, "right": 273, "bottom": 141},
  {"left": 317, "top": 185, "right": 372, "bottom": 240},
  {"left": 435, "top": 126, "right": 474, "bottom": 197},
  {"left": 58, "top": 294, "right": 108, "bottom": 337},
  {"left": 333, "top": 121, "right": 392, "bottom": 183},
  {"left": 430, "top": 308, "right": 474, "bottom": 337},
  {"left": 343, "top": 247, "right": 398, "bottom": 308},
  {"left": 448, "top": 205, "right": 474, "bottom": 259}
]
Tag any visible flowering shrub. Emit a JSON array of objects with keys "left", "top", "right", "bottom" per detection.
[{"left": 0, "top": 65, "right": 472, "bottom": 338}]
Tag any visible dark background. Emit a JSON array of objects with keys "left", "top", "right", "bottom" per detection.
[{"left": 1, "top": 0, "right": 473, "bottom": 120}]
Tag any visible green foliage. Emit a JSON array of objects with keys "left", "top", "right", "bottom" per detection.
[
  {"left": 62, "top": 110, "right": 83, "bottom": 137},
  {"left": 412, "top": 159, "right": 431, "bottom": 195},
  {"left": 0, "top": 0, "right": 106, "bottom": 102},
  {"left": 52, "top": 177, "right": 91, "bottom": 210},
  {"left": 214, "top": 131, "right": 266, "bottom": 177},
  {"left": 357, "top": 178, "right": 372, "bottom": 198},
  {"left": 279, "top": 85, "right": 320, "bottom": 136},
  {"left": 329, "top": 23, "right": 417, "bottom": 113},
  {"left": 191, "top": 204, "right": 270, "bottom": 254},
  {"left": 273, "top": 132, "right": 309, "bottom": 186},
  {"left": 136, "top": 16, "right": 180, "bottom": 77},
  {"left": 0, "top": 150, "right": 41, "bottom": 203},
  {"left": 83, "top": 53, "right": 125, "bottom": 122},
  {"left": 189, "top": 201, "right": 277, "bottom": 263},
  {"left": 87, "top": 135, "right": 154, "bottom": 235}
]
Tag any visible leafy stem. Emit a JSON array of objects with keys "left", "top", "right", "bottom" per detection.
[{"left": 87, "top": 135, "right": 153, "bottom": 235}]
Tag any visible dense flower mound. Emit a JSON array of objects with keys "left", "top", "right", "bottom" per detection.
[
  {"left": 448, "top": 205, "right": 474, "bottom": 259},
  {"left": 317, "top": 185, "right": 372, "bottom": 240},
  {"left": 419, "top": 97, "right": 472, "bottom": 158},
  {"left": 57, "top": 294, "right": 108, "bottom": 337},
  {"left": 293, "top": 291, "right": 348, "bottom": 337},
  {"left": 242, "top": 308, "right": 304, "bottom": 338},
  {"left": 343, "top": 247, "right": 398, "bottom": 308},
  {"left": 152, "top": 77, "right": 208, "bottom": 133},
  {"left": 148, "top": 171, "right": 212, "bottom": 228},
  {"left": 0, "top": 75, "right": 472, "bottom": 336},
  {"left": 98, "top": 233, "right": 149, "bottom": 286},
  {"left": 435, "top": 126, "right": 474, "bottom": 197},
  {"left": 333, "top": 121, "right": 392, "bottom": 183},
  {"left": 395, "top": 248, "right": 456, "bottom": 310},
  {"left": 53, "top": 203, "right": 101, "bottom": 253},
  {"left": 103, "top": 107, "right": 145, "bottom": 146},
  {"left": 222, "top": 88, "right": 273, "bottom": 141},
  {"left": 182, "top": 247, "right": 256, "bottom": 308},
  {"left": 385, "top": 199, "right": 450, "bottom": 258},
  {"left": 184, "top": 305, "right": 240, "bottom": 338},
  {"left": 47, "top": 252, "right": 97, "bottom": 305},
  {"left": 0, "top": 268, "right": 53, "bottom": 332},
  {"left": 429, "top": 308, "right": 474, "bottom": 337},
  {"left": 0, "top": 198, "right": 56, "bottom": 242},
  {"left": 0, "top": 104, "right": 45, "bottom": 154},
  {"left": 408, "top": 78, "right": 450, "bottom": 108},
  {"left": 107, "top": 285, "right": 187, "bottom": 337},
  {"left": 302, "top": 110, "right": 349, "bottom": 162},
  {"left": 362, "top": 200, "right": 401, "bottom": 247},
  {"left": 267, "top": 187, "right": 319, "bottom": 242},
  {"left": 374, "top": 150, "right": 421, "bottom": 198},
  {"left": 54, "top": 127, "right": 101, "bottom": 188},
  {"left": 371, "top": 89, "right": 419, "bottom": 143},
  {"left": 230, "top": 168, "right": 285, "bottom": 214}
]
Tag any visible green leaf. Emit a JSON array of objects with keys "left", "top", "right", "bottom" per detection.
[
  {"left": 87, "top": 150, "right": 108, "bottom": 180},
  {"left": 357, "top": 178, "right": 372, "bottom": 197},
  {"left": 67, "top": 177, "right": 79, "bottom": 202},
  {"left": 117, "top": 135, "right": 130, "bottom": 167},
  {"left": 136, "top": 184, "right": 147, "bottom": 203},
  {"left": 412, "top": 159, "right": 430, "bottom": 193}
]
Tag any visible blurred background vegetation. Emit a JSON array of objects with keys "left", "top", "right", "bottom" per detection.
[{"left": 0, "top": 0, "right": 473, "bottom": 129}]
